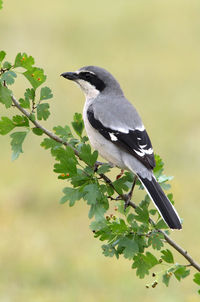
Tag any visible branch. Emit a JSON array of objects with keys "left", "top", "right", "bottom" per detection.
[
  {"left": 11, "top": 95, "right": 200, "bottom": 273},
  {"left": 11, "top": 95, "right": 80, "bottom": 158}
]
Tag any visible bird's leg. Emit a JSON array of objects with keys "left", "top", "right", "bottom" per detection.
[
  {"left": 124, "top": 175, "right": 138, "bottom": 211},
  {"left": 116, "top": 169, "right": 124, "bottom": 180}
]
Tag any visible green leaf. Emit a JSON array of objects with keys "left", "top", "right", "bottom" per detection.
[
  {"left": 79, "top": 144, "right": 98, "bottom": 166},
  {"left": 155, "top": 219, "right": 168, "bottom": 229},
  {"left": 173, "top": 265, "right": 190, "bottom": 281},
  {"left": 41, "top": 137, "right": 61, "bottom": 150},
  {"left": 53, "top": 146, "right": 77, "bottom": 176},
  {"left": 193, "top": 273, "right": 200, "bottom": 286},
  {"left": 0, "top": 71, "right": 17, "bottom": 85},
  {"left": 10, "top": 131, "right": 28, "bottom": 160},
  {"left": 0, "top": 84, "right": 12, "bottom": 108},
  {"left": 148, "top": 232, "right": 164, "bottom": 250},
  {"left": 161, "top": 249, "right": 174, "bottom": 263},
  {"left": 40, "top": 86, "right": 53, "bottom": 100},
  {"left": 0, "top": 117, "right": 15, "bottom": 135},
  {"left": 60, "top": 187, "right": 84, "bottom": 206},
  {"left": 162, "top": 272, "right": 171, "bottom": 287},
  {"left": 12, "top": 115, "right": 29, "bottom": 127},
  {"left": 23, "top": 67, "right": 46, "bottom": 89},
  {"left": 14, "top": 52, "right": 34, "bottom": 69},
  {"left": 119, "top": 237, "right": 139, "bottom": 259},
  {"left": 19, "top": 98, "right": 30, "bottom": 109},
  {"left": 134, "top": 205, "right": 149, "bottom": 223},
  {"left": 132, "top": 252, "right": 158, "bottom": 279},
  {"left": 37, "top": 103, "right": 50, "bottom": 121},
  {"left": 96, "top": 163, "right": 111, "bottom": 174},
  {"left": 153, "top": 154, "right": 164, "bottom": 177},
  {"left": 145, "top": 252, "right": 159, "bottom": 268},
  {"left": 3, "top": 61, "right": 12, "bottom": 69},
  {"left": 0, "top": 50, "right": 6, "bottom": 63},
  {"left": 83, "top": 183, "right": 101, "bottom": 205},
  {"left": 102, "top": 244, "right": 118, "bottom": 258},
  {"left": 112, "top": 177, "right": 130, "bottom": 195},
  {"left": 53, "top": 125, "right": 72, "bottom": 140},
  {"left": 71, "top": 112, "right": 84, "bottom": 137},
  {"left": 24, "top": 88, "right": 35, "bottom": 101},
  {"left": 88, "top": 202, "right": 107, "bottom": 220},
  {"left": 32, "top": 127, "right": 44, "bottom": 136}
]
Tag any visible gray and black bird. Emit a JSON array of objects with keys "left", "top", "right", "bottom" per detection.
[{"left": 61, "top": 66, "right": 182, "bottom": 230}]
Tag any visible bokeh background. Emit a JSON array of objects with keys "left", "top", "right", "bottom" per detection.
[{"left": 0, "top": 0, "right": 200, "bottom": 301}]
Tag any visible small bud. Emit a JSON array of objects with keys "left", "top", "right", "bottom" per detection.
[
  {"left": 31, "top": 74, "right": 34, "bottom": 77},
  {"left": 37, "top": 78, "right": 41, "bottom": 81},
  {"left": 66, "top": 173, "right": 70, "bottom": 177},
  {"left": 152, "top": 281, "right": 158, "bottom": 288},
  {"left": 61, "top": 173, "right": 65, "bottom": 177}
]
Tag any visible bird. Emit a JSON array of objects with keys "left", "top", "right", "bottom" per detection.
[{"left": 61, "top": 66, "right": 182, "bottom": 230}]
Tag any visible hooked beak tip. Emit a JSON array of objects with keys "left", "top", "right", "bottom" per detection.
[{"left": 60, "top": 72, "right": 78, "bottom": 80}]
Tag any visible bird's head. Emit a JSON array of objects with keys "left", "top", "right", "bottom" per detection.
[{"left": 61, "top": 66, "right": 124, "bottom": 100}]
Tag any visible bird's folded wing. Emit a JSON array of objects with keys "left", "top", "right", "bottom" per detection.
[{"left": 87, "top": 105, "right": 156, "bottom": 170}]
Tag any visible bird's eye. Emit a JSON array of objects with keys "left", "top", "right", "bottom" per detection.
[{"left": 84, "top": 72, "right": 93, "bottom": 79}]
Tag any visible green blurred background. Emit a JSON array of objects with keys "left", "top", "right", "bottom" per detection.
[{"left": 0, "top": 0, "right": 200, "bottom": 301}]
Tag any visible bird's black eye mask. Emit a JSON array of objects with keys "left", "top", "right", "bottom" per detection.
[{"left": 78, "top": 71, "right": 106, "bottom": 92}]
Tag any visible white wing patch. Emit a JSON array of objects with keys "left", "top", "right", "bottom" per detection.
[
  {"left": 135, "top": 125, "right": 145, "bottom": 131},
  {"left": 109, "top": 132, "right": 118, "bottom": 141},
  {"left": 134, "top": 147, "right": 153, "bottom": 157}
]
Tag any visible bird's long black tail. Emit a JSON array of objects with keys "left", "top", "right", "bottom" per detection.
[{"left": 138, "top": 175, "right": 182, "bottom": 230}]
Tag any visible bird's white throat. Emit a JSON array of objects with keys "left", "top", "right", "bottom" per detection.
[{"left": 76, "top": 79, "right": 100, "bottom": 100}]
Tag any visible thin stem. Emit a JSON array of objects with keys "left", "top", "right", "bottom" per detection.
[{"left": 11, "top": 95, "right": 200, "bottom": 273}]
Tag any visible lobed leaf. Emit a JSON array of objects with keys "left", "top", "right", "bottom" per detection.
[
  {"left": 14, "top": 52, "right": 34, "bottom": 69},
  {"left": 37, "top": 103, "right": 50, "bottom": 120},
  {"left": 71, "top": 113, "right": 84, "bottom": 137},
  {"left": 23, "top": 67, "right": 46, "bottom": 89},
  {"left": 161, "top": 249, "right": 174, "bottom": 263},
  {"left": 193, "top": 273, "right": 200, "bottom": 286},
  {"left": 148, "top": 231, "right": 164, "bottom": 250},
  {"left": 79, "top": 143, "right": 98, "bottom": 166},
  {"left": 10, "top": 131, "right": 28, "bottom": 160},
  {"left": 0, "top": 83, "right": 12, "bottom": 108},
  {"left": 0, "top": 117, "right": 15, "bottom": 135},
  {"left": 3, "top": 61, "right": 12, "bottom": 69},
  {"left": 60, "top": 187, "right": 84, "bottom": 206},
  {"left": 0, "top": 71, "right": 17, "bottom": 85},
  {"left": 132, "top": 252, "right": 158, "bottom": 279},
  {"left": 118, "top": 237, "right": 139, "bottom": 259},
  {"left": 40, "top": 86, "right": 53, "bottom": 100},
  {"left": 173, "top": 265, "right": 190, "bottom": 281}
]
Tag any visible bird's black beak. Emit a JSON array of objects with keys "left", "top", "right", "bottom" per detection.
[{"left": 60, "top": 72, "right": 79, "bottom": 81}]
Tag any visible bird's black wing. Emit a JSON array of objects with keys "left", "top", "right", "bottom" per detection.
[{"left": 87, "top": 106, "right": 155, "bottom": 170}]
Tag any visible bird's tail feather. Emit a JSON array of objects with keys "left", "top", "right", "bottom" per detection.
[{"left": 138, "top": 174, "right": 182, "bottom": 230}]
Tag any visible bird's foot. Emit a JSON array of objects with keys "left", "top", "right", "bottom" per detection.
[
  {"left": 123, "top": 175, "right": 138, "bottom": 212},
  {"left": 124, "top": 196, "right": 131, "bottom": 211},
  {"left": 94, "top": 161, "right": 113, "bottom": 173},
  {"left": 116, "top": 169, "right": 124, "bottom": 180},
  {"left": 94, "top": 161, "right": 104, "bottom": 172}
]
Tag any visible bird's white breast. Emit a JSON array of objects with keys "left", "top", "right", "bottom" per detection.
[{"left": 83, "top": 99, "right": 126, "bottom": 168}]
